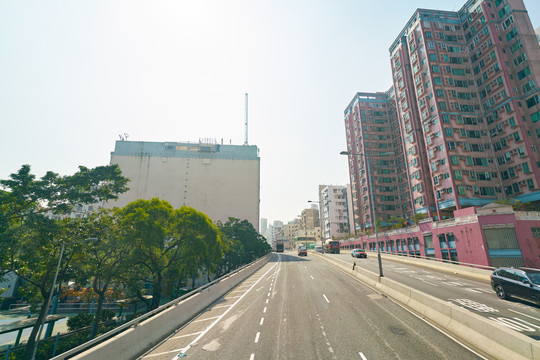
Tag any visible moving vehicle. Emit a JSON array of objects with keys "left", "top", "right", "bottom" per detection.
[
  {"left": 323, "top": 239, "right": 340, "bottom": 254},
  {"left": 315, "top": 246, "right": 323, "bottom": 253},
  {"left": 298, "top": 246, "right": 307, "bottom": 256},
  {"left": 275, "top": 240, "right": 284, "bottom": 253},
  {"left": 351, "top": 248, "right": 367, "bottom": 258},
  {"left": 490, "top": 267, "right": 540, "bottom": 305}
]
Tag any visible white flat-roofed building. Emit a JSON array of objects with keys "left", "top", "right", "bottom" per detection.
[{"left": 105, "top": 140, "right": 260, "bottom": 231}]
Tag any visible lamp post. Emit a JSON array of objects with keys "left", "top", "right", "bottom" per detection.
[
  {"left": 341, "top": 151, "right": 394, "bottom": 277},
  {"left": 31, "top": 238, "right": 99, "bottom": 360},
  {"left": 308, "top": 200, "right": 325, "bottom": 252}
]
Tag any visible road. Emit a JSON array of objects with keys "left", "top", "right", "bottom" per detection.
[
  {"left": 332, "top": 251, "right": 540, "bottom": 340},
  {"left": 139, "top": 253, "right": 486, "bottom": 360}
]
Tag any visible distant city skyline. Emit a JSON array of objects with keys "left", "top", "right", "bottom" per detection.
[{"left": 1, "top": 0, "right": 539, "bottom": 225}]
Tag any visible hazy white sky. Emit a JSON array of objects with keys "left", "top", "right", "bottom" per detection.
[{"left": 1, "top": 0, "right": 540, "bottom": 225}]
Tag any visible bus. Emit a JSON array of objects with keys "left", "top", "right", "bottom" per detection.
[
  {"left": 275, "top": 240, "right": 284, "bottom": 253},
  {"left": 324, "top": 239, "right": 340, "bottom": 254}
]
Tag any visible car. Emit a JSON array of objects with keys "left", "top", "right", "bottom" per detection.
[
  {"left": 490, "top": 267, "right": 540, "bottom": 305},
  {"left": 298, "top": 246, "right": 307, "bottom": 256},
  {"left": 351, "top": 248, "right": 367, "bottom": 258},
  {"left": 315, "top": 246, "right": 323, "bottom": 253}
]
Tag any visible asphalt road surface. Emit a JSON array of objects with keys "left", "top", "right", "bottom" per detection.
[
  {"left": 333, "top": 251, "right": 540, "bottom": 340},
  {"left": 139, "top": 253, "right": 488, "bottom": 360}
]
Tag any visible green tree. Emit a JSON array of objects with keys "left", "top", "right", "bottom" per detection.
[
  {"left": 120, "top": 198, "right": 176, "bottom": 310},
  {"left": 72, "top": 208, "right": 134, "bottom": 339},
  {"left": 217, "top": 218, "right": 271, "bottom": 268},
  {"left": 172, "top": 207, "right": 223, "bottom": 287},
  {"left": 0, "top": 164, "right": 128, "bottom": 360}
]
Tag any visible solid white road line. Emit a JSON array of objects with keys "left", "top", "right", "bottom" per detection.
[
  {"left": 323, "top": 294, "right": 330, "bottom": 303},
  {"left": 507, "top": 308, "right": 540, "bottom": 321},
  {"left": 255, "top": 332, "right": 260, "bottom": 343},
  {"left": 170, "top": 262, "right": 279, "bottom": 360}
]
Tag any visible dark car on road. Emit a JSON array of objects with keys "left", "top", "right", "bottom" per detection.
[
  {"left": 490, "top": 267, "right": 540, "bottom": 305},
  {"left": 351, "top": 248, "right": 367, "bottom": 258}
]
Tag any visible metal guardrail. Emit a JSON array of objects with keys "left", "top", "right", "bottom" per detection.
[
  {"left": 8, "top": 303, "right": 123, "bottom": 312},
  {"left": 50, "top": 255, "right": 267, "bottom": 360}
]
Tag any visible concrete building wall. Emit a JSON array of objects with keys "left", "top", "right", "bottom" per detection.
[{"left": 106, "top": 141, "right": 260, "bottom": 231}]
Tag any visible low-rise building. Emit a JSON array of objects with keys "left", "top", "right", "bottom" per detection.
[{"left": 340, "top": 203, "right": 540, "bottom": 268}]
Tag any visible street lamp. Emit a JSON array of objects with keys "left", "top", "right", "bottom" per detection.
[
  {"left": 31, "top": 237, "right": 99, "bottom": 360},
  {"left": 340, "top": 150, "right": 394, "bottom": 277}
]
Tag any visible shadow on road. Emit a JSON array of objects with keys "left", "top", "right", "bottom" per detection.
[{"left": 269, "top": 253, "right": 310, "bottom": 262}]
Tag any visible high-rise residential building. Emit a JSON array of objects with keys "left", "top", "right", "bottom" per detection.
[
  {"left": 346, "top": 0, "right": 540, "bottom": 231},
  {"left": 344, "top": 92, "right": 412, "bottom": 232},
  {"left": 390, "top": 0, "right": 540, "bottom": 221},
  {"left": 105, "top": 139, "right": 260, "bottom": 230},
  {"left": 318, "top": 185, "right": 353, "bottom": 239}
]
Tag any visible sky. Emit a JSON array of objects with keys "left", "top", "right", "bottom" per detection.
[{"left": 1, "top": 0, "right": 540, "bottom": 226}]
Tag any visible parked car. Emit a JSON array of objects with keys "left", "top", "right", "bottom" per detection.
[
  {"left": 490, "top": 267, "right": 540, "bottom": 305},
  {"left": 298, "top": 246, "right": 307, "bottom": 256},
  {"left": 351, "top": 248, "right": 367, "bottom": 258},
  {"left": 315, "top": 246, "right": 323, "bottom": 253}
]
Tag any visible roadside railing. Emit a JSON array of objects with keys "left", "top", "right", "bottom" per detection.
[{"left": 50, "top": 255, "right": 268, "bottom": 360}]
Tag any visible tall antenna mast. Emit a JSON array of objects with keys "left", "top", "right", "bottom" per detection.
[{"left": 244, "top": 93, "right": 248, "bottom": 145}]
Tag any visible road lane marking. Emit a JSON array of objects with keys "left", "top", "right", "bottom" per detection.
[
  {"left": 323, "top": 294, "right": 330, "bottom": 303},
  {"left": 266, "top": 299, "right": 269, "bottom": 304},
  {"left": 508, "top": 309, "right": 540, "bottom": 322},
  {"left": 192, "top": 316, "right": 220, "bottom": 323},
  {"left": 359, "top": 352, "right": 368, "bottom": 360},
  {"left": 263, "top": 307, "right": 267, "bottom": 313},
  {"left": 145, "top": 348, "right": 186, "bottom": 357},
  {"left": 250, "top": 354, "right": 255, "bottom": 360},
  {"left": 170, "top": 262, "right": 279, "bottom": 359},
  {"left": 213, "top": 304, "right": 233, "bottom": 309},
  {"left": 464, "top": 288, "right": 482, "bottom": 293},
  {"left": 311, "top": 275, "right": 314, "bottom": 280},
  {"left": 260, "top": 317, "right": 264, "bottom": 325},
  {"left": 267, "top": 292, "right": 271, "bottom": 297},
  {"left": 171, "top": 331, "right": 204, "bottom": 340},
  {"left": 255, "top": 332, "right": 260, "bottom": 343}
]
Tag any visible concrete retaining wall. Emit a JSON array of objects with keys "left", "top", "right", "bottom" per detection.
[
  {"left": 71, "top": 254, "right": 272, "bottom": 360},
  {"left": 317, "top": 253, "right": 540, "bottom": 360}
]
